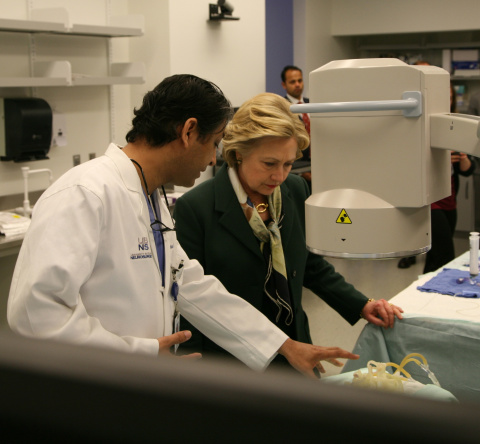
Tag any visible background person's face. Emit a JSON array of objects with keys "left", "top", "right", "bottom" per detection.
[{"left": 282, "top": 70, "right": 304, "bottom": 100}]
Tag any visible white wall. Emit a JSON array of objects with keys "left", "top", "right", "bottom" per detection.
[
  {"left": 129, "top": 0, "right": 266, "bottom": 109},
  {"left": 130, "top": 0, "right": 267, "bottom": 189},
  {"left": 127, "top": 0, "right": 171, "bottom": 114},
  {"left": 0, "top": 0, "right": 267, "bottom": 198},
  {"left": 294, "top": 0, "right": 357, "bottom": 97},
  {"left": 0, "top": 0, "right": 132, "bottom": 198},
  {"left": 296, "top": 0, "right": 480, "bottom": 96},
  {"left": 168, "top": 0, "right": 266, "bottom": 108}
]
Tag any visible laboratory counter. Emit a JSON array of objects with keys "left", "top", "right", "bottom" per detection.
[
  {"left": 0, "top": 233, "right": 24, "bottom": 258},
  {"left": 0, "top": 190, "right": 183, "bottom": 259}
]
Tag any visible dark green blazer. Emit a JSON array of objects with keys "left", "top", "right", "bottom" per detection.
[{"left": 173, "top": 164, "right": 368, "bottom": 358}]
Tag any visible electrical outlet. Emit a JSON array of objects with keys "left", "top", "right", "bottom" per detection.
[{"left": 73, "top": 154, "right": 80, "bottom": 166}]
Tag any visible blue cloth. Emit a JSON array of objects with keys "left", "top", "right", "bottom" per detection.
[{"left": 417, "top": 268, "right": 480, "bottom": 298}]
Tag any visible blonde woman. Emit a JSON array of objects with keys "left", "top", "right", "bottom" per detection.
[{"left": 174, "top": 93, "right": 402, "bottom": 372}]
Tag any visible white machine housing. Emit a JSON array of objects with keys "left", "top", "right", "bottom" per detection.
[{"left": 304, "top": 59, "right": 451, "bottom": 258}]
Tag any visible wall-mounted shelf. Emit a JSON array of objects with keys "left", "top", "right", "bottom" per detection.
[
  {"left": 72, "top": 62, "right": 146, "bottom": 86},
  {"left": 0, "top": 8, "right": 144, "bottom": 37},
  {"left": 0, "top": 7, "right": 146, "bottom": 88},
  {"left": 0, "top": 61, "right": 146, "bottom": 88},
  {"left": 355, "top": 31, "right": 480, "bottom": 78},
  {"left": 452, "top": 76, "right": 480, "bottom": 81},
  {"left": 0, "top": 17, "right": 67, "bottom": 34},
  {"left": 0, "top": 61, "right": 71, "bottom": 87},
  {"left": 68, "top": 23, "right": 143, "bottom": 38},
  {"left": 355, "top": 30, "right": 480, "bottom": 51},
  {"left": 358, "top": 41, "right": 480, "bottom": 52}
]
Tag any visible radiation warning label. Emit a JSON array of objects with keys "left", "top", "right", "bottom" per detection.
[{"left": 336, "top": 209, "right": 352, "bottom": 224}]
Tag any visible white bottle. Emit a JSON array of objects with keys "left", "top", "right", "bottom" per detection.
[{"left": 469, "top": 232, "right": 479, "bottom": 280}]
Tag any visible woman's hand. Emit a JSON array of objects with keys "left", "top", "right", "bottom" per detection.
[{"left": 361, "top": 299, "right": 403, "bottom": 328}]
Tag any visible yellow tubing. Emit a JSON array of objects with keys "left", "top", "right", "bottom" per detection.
[
  {"left": 385, "top": 362, "right": 411, "bottom": 380},
  {"left": 399, "top": 353, "right": 427, "bottom": 368},
  {"left": 367, "top": 360, "right": 411, "bottom": 380}
]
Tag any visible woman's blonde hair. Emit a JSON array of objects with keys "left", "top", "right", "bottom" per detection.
[{"left": 222, "top": 93, "right": 310, "bottom": 168}]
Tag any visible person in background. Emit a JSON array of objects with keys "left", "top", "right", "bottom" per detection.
[
  {"left": 281, "top": 65, "right": 311, "bottom": 184},
  {"left": 467, "top": 90, "right": 480, "bottom": 116},
  {"left": 281, "top": 65, "right": 308, "bottom": 106},
  {"left": 174, "top": 92, "right": 403, "bottom": 371},
  {"left": 399, "top": 83, "right": 475, "bottom": 270},
  {"left": 7, "top": 75, "right": 359, "bottom": 378},
  {"left": 424, "top": 83, "right": 475, "bottom": 272}
]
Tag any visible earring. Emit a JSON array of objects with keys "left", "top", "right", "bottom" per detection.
[{"left": 237, "top": 158, "right": 242, "bottom": 165}]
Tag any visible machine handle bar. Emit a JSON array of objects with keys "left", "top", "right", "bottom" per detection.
[{"left": 290, "top": 91, "right": 422, "bottom": 117}]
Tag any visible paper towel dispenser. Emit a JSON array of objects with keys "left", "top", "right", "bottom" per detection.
[{"left": 0, "top": 98, "right": 52, "bottom": 162}]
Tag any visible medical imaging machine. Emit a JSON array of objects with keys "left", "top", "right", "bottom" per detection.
[{"left": 291, "top": 58, "right": 480, "bottom": 259}]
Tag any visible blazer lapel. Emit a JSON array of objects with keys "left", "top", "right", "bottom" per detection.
[
  {"left": 279, "top": 181, "right": 295, "bottom": 248},
  {"left": 214, "top": 165, "right": 264, "bottom": 261}
]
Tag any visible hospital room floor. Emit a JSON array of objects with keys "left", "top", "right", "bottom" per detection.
[{"left": 303, "top": 232, "right": 470, "bottom": 377}]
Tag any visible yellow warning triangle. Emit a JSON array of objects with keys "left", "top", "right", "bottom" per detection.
[{"left": 336, "top": 209, "right": 352, "bottom": 224}]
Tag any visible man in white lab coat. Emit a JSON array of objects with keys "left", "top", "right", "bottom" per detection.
[{"left": 7, "top": 74, "right": 358, "bottom": 377}]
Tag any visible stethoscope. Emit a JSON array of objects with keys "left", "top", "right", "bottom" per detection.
[
  {"left": 130, "top": 158, "right": 176, "bottom": 233},
  {"left": 130, "top": 157, "right": 183, "bottom": 349}
]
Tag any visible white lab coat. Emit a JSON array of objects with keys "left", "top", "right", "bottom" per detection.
[{"left": 8, "top": 144, "right": 288, "bottom": 371}]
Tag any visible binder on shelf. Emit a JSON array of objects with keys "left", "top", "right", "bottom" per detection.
[
  {"left": 442, "top": 49, "right": 451, "bottom": 73},
  {"left": 450, "top": 49, "right": 479, "bottom": 77},
  {"left": 452, "top": 61, "right": 479, "bottom": 70},
  {"left": 452, "top": 49, "right": 479, "bottom": 62},
  {"left": 454, "top": 69, "right": 480, "bottom": 77}
]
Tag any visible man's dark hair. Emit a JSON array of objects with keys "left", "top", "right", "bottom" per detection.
[
  {"left": 126, "top": 74, "right": 232, "bottom": 146},
  {"left": 281, "top": 65, "right": 303, "bottom": 82}
]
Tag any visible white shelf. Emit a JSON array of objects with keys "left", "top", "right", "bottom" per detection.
[
  {"left": 0, "top": 17, "right": 67, "bottom": 34},
  {"left": 0, "top": 9, "right": 145, "bottom": 88},
  {"left": 72, "top": 62, "right": 146, "bottom": 86},
  {"left": 451, "top": 76, "right": 480, "bottom": 81},
  {"left": 68, "top": 23, "right": 143, "bottom": 37},
  {"left": 0, "top": 77, "right": 69, "bottom": 87},
  {"left": 0, "top": 61, "right": 71, "bottom": 87},
  {"left": 0, "top": 61, "right": 145, "bottom": 88},
  {"left": 0, "top": 8, "right": 144, "bottom": 37}
]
